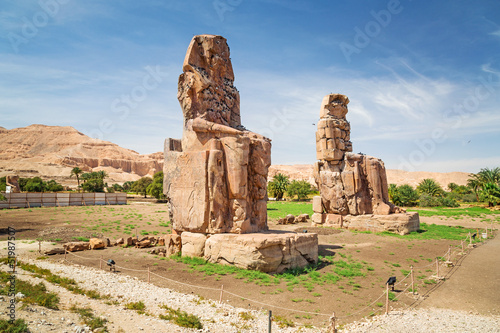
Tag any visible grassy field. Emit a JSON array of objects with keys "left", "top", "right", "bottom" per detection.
[
  {"left": 407, "top": 206, "right": 500, "bottom": 218},
  {"left": 379, "top": 223, "right": 478, "bottom": 240},
  {"left": 267, "top": 201, "right": 314, "bottom": 219}
]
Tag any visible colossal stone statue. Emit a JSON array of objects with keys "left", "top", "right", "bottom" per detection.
[
  {"left": 313, "top": 94, "right": 419, "bottom": 234},
  {"left": 164, "top": 35, "right": 271, "bottom": 235}
]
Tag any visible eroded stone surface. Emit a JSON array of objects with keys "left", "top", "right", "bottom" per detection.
[
  {"left": 343, "top": 212, "right": 420, "bottom": 235},
  {"left": 181, "top": 232, "right": 207, "bottom": 257},
  {"left": 313, "top": 94, "right": 419, "bottom": 234},
  {"left": 89, "top": 238, "right": 105, "bottom": 250},
  {"left": 164, "top": 35, "right": 271, "bottom": 234},
  {"left": 204, "top": 232, "right": 318, "bottom": 274}
]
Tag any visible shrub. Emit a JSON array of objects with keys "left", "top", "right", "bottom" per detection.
[
  {"left": 419, "top": 194, "right": 459, "bottom": 207},
  {"left": 147, "top": 171, "right": 165, "bottom": 199},
  {"left": 390, "top": 184, "right": 419, "bottom": 207},
  {"left": 286, "top": 180, "right": 312, "bottom": 201}
]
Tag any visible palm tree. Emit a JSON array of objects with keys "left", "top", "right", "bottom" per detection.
[
  {"left": 467, "top": 178, "right": 481, "bottom": 202},
  {"left": 388, "top": 184, "right": 398, "bottom": 203},
  {"left": 481, "top": 182, "right": 500, "bottom": 207},
  {"left": 476, "top": 167, "right": 500, "bottom": 185},
  {"left": 70, "top": 167, "right": 83, "bottom": 191},
  {"left": 468, "top": 168, "right": 500, "bottom": 205},
  {"left": 268, "top": 173, "right": 290, "bottom": 201},
  {"left": 96, "top": 170, "right": 108, "bottom": 180},
  {"left": 417, "top": 179, "right": 443, "bottom": 197}
]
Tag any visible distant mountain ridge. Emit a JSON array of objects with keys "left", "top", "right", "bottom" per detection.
[
  {"left": 0, "top": 125, "right": 470, "bottom": 188},
  {"left": 0, "top": 124, "right": 163, "bottom": 185}
]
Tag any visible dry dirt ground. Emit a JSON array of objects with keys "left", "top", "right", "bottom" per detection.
[{"left": 0, "top": 202, "right": 499, "bottom": 331}]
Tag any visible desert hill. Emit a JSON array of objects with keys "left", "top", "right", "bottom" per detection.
[
  {"left": 0, "top": 124, "right": 163, "bottom": 185},
  {"left": 0, "top": 125, "right": 470, "bottom": 189}
]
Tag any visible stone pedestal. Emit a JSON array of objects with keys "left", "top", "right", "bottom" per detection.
[{"left": 204, "top": 232, "right": 318, "bottom": 274}]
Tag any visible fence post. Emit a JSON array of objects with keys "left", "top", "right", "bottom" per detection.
[
  {"left": 219, "top": 285, "right": 224, "bottom": 303},
  {"left": 410, "top": 265, "right": 414, "bottom": 295},
  {"left": 148, "top": 266, "right": 150, "bottom": 283},
  {"left": 38, "top": 240, "right": 41, "bottom": 254},
  {"left": 268, "top": 310, "right": 272, "bottom": 333},
  {"left": 64, "top": 249, "right": 67, "bottom": 260},
  {"left": 385, "top": 283, "right": 389, "bottom": 315},
  {"left": 436, "top": 257, "right": 440, "bottom": 279},
  {"left": 328, "top": 312, "right": 337, "bottom": 333}
]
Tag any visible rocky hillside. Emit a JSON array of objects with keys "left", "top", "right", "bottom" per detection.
[{"left": 0, "top": 125, "right": 163, "bottom": 186}]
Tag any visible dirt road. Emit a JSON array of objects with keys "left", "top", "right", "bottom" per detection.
[{"left": 420, "top": 234, "right": 500, "bottom": 316}]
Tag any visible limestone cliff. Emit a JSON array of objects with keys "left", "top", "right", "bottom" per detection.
[{"left": 0, "top": 124, "right": 163, "bottom": 185}]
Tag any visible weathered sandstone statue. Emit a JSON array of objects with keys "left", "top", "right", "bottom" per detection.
[
  {"left": 163, "top": 35, "right": 318, "bottom": 273},
  {"left": 313, "top": 94, "right": 419, "bottom": 234},
  {"left": 6, "top": 175, "right": 21, "bottom": 193},
  {"left": 164, "top": 35, "right": 271, "bottom": 234}
]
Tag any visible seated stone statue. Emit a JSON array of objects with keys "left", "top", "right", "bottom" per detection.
[
  {"left": 164, "top": 35, "right": 271, "bottom": 234},
  {"left": 314, "top": 94, "right": 404, "bottom": 216}
]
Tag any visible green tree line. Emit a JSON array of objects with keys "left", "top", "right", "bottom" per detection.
[{"left": 389, "top": 167, "right": 500, "bottom": 207}]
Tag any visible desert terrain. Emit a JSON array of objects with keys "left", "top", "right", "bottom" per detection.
[{"left": 1, "top": 201, "right": 499, "bottom": 332}]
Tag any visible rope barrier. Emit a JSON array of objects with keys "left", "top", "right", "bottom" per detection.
[
  {"left": 57, "top": 229, "right": 486, "bottom": 326},
  {"left": 223, "top": 290, "right": 332, "bottom": 317},
  {"left": 66, "top": 250, "right": 100, "bottom": 260},
  {"left": 337, "top": 291, "right": 387, "bottom": 319},
  {"left": 395, "top": 271, "right": 411, "bottom": 287},
  {"left": 150, "top": 271, "right": 221, "bottom": 291}
]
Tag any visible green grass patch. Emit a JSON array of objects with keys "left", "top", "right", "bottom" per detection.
[
  {"left": 0, "top": 270, "right": 59, "bottom": 309},
  {"left": 407, "top": 206, "right": 500, "bottom": 218},
  {"left": 72, "top": 236, "right": 90, "bottom": 242},
  {"left": 0, "top": 319, "right": 29, "bottom": 333},
  {"left": 273, "top": 315, "right": 295, "bottom": 328},
  {"left": 5, "top": 259, "right": 107, "bottom": 300},
  {"left": 160, "top": 305, "right": 203, "bottom": 329},
  {"left": 380, "top": 223, "right": 476, "bottom": 240},
  {"left": 171, "top": 253, "right": 371, "bottom": 291},
  {"left": 70, "top": 305, "right": 108, "bottom": 331},
  {"left": 125, "top": 301, "right": 146, "bottom": 314},
  {"left": 267, "top": 201, "right": 313, "bottom": 219}
]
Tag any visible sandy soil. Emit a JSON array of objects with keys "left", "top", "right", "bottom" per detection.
[{"left": 2, "top": 203, "right": 498, "bottom": 330}]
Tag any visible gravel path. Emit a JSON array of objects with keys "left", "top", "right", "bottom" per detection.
[
  {"left": 341, "top": 308, "right": 500, "bottom": 332},
  {"left": 4, "top": 258, "right": 320, "bottom": 332}
]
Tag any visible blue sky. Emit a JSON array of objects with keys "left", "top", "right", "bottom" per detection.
[{"left": 1, "top": 0, "right": 499, "bottom": 173}]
